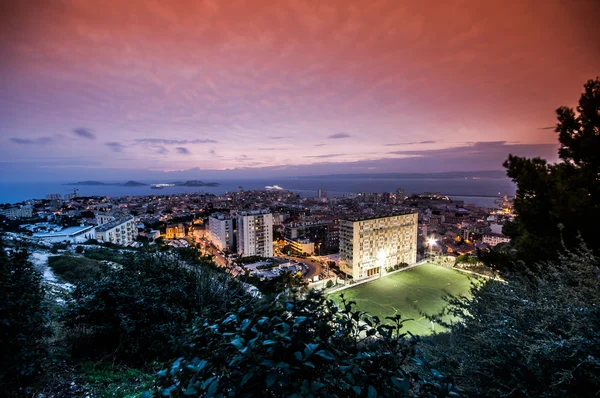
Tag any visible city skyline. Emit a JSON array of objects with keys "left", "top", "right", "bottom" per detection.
[{"left": 1, "top": 0, "right": 599, "bottom": 182}]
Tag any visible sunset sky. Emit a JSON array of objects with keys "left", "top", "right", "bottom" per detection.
[{"left": 1, "top": 0, "right": 599, "bottom": 181}]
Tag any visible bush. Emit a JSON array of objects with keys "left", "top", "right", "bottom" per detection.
[
  {"left": 62, "top": 251, "right": 252, "bottom": 363},
  {"left": 48, "top": 255, "right": 105, "bottom": 284},
  {"left": 429, "top": 244, "right": 600, "bottom": 396},
  {"left": 157, "top": 291, "right": 455, "bottom": 397},
  {"left": 0, "top": 239, "right": 49, "bottom": 391},
  {"left": 325, "top": 279, "right": 334, "bottom": 289},
  {"left": 75, "top": 245, "right": 84, "bottom": 254},
  {"left": 83, "top": 248, "right": 127, "bottom": 264}
]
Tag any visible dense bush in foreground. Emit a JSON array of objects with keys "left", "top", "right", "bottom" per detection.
[
  {"left": 430, "top": 244, "right": 600, "bottom": 397},
  {"left": 0, "top": 239, "right": 49, "bottom": 391},
  {"left": 62, "top": 251, "right": 252, "bottom": 363},
  {"left": 158, "top": 291, "right": 456, "bottom": 397}
]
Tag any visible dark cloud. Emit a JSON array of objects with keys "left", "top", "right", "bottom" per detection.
[
  {"left": 303, "top": 153, "right": 345, "bottom": 158},
  {"left": 105, "top": 142, "right": 124, "bottom": 152},
  {"left": 258, "top": 147, "right": 290, "bottom": 151},
  {"left": 10, "top": 137, "right": 53, "bottom": 145},
  {"left": 156, "top": 146, "right": 168, "bottom": 154},
  {"left": 73, "top": 128, "right": 95, "bottom": 140},
  {"left": 175, "top": 147, "right": 191, "bottom": 155},
  {"left": 386, "top": 141, "right": 558, "bottom": 160},
  {"left": 328, "top": 133, "right": 351, "bottom": 139},
  {"left": 135, "top": 138, "right": 217, "bottom": 145},
  {"left": 209, "top": 149, "right": 216, "bottom": 155},
  {"left": 314, "top": 144, "right": 326, "bottom": 147},
  {"left": 384, "top": 140, "right": 437, "bottom": 147},
  {"left": 267, "top": 136, "right": 288, "bottom": 140},
  {"left": 538, "top": 126, "right": 555, "bottom": 130}
]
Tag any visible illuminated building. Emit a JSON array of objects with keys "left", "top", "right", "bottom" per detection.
[
  {"left": 208, "top": 213, "right": 234, "bottom": 251},
  {"left": 339, "top": 213, "right": 418, "bottom": 280},
  {"left": 237, "top": 209, "right": 273, "bottom": 258},
  {"left": 95, "top": 215, "right": 138, "bottom": 246}
]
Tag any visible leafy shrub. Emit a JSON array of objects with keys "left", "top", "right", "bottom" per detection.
[
  {"left": 83, "top": 248, "right": 127, "bottom": 264},
  {"left": 62, "top": 251, "right": 252, "bottom": 363},
  {"left": 326, "top": 279, "right": 334, "bottom": 289},
  {"left": 158, "top": 291, "right": 456, "bottom": 397},
  {"left": 75, "top": 245, "right": 84, "bottom": 254},
  {"left": 0, "top": 239, "right": 49, "bottom": 391},
  {"left": 48, "top": 255, "right": 105, "bottom": 284},
  {"left": 429, "top": 244, "right": 600, "bottom": 396}
]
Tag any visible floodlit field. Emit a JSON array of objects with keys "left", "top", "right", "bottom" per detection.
[{"left": 330, "top": 263, "right": 477, "bottom": 336}]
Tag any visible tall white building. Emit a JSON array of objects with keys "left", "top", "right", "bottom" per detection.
[
  {"left": 339, "top": 213, "right": 418, "bottom": 281},
  {"left": 237, "top": 210, "right": 273, "bottom": 258},
  {"left": 96, "top": 215, "right": 138, "bottom": 246},
  {"left": 208, "top": 213, "right": 234, "bottom": 251}
]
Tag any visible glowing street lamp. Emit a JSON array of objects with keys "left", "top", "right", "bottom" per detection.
[{"left": 426, "top": 237, "right": 437, "bottom": 258}]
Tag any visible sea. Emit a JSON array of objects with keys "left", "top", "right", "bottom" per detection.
[{"left": 0, "top": 177, "right": 516, "bottom": 208}]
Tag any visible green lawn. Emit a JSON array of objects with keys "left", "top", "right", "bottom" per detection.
[{"left": 330, "top": 263, "right": 477, "bottom": 336}]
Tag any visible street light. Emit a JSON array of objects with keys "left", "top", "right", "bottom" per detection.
[{"left": 426, "top": 237, "right": 437, "bottom": 259}]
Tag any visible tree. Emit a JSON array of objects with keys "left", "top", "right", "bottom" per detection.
[
  {"left": 501, "top": 77, "right": 600, "bottom": 269},
  {"left": 429, "top": 243, "right": 600, "bottom": 397},
  {"left": 0, "top": 238, "right": 49, "bottom": 391},
  {"left": 62, "top": 251, "right": 251, "bottom": 363}
]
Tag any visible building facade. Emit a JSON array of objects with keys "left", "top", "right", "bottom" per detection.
[
  {"left": 0, "top": 206, "right": 33, "bottom": 219},
  {"left": 208, "top": 213, "right": 234, "bottom": 251},
  {"left": 339, "top": 213, "right": 418, "bottom": 281},
  {"left": 95, "top": 215, "right": 138, "bottom": 246},
  {"left": 482, "top": 233, "right": 511, "bottom": 246},
  {"left": 237, "top": 209, "right": 273, "bottom": 258}
]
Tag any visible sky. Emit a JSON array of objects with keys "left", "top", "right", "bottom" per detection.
[{"left": 1, "top": 0, "right": 599, "bottom": 182}]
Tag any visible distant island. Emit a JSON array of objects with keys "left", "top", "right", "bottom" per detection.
[
  {"left": 66, "top": 180, "right": 148, "bottom": 186},
  {"left": 170, "top": 180, "right": 220, "bottom": 187},
  {"left": 297, "top": 171, "right": 508, "bottom": 179}
]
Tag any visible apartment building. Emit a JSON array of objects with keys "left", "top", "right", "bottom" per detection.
[
  {"left": 482, "top": 233, "right": 511, "bottom": 247},
  {"left": 95, "top": 215, "right": 138, "bottom": 246},
  {"left": 237, "top": 209, "right": 273, "bottom": 258},
  {"left": 0, "top": 206, "right": 33, "bottom": 219},
  {"left": 339, "top": 212, "right": 418, "bottom": 281},
  {"left": 208, "top": 213, "right": 234, "bottom": 251}
]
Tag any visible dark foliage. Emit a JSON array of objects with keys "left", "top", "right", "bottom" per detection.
[
  {"left": 48, "top": 255, "right": 105, "bottom": 284},
  {"left": 158, "top": 291, "right": 457, "bottom": 397},
  {"left": 0, "top": 238, "right": 49, "bottom": 391},
  {"left": 429, "top": 244, "right": 600, "bottom": 397},
  {"left": 62, "top": 251, "right": 252, "bottom": 364},
  {"left": 501, "top": 77, "right": 600, "bottom": 269}
]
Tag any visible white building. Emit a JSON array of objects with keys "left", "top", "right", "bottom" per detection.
[
  {"left": 339, "top": 213, "right": 418, "bottom": 281},
  {"left": 95, "top": 212, "right": 116, "bottom": 225},
  {"left": 0, "top": 206, "right": 33, "bottom": 219},
  {"left": 32, "top": 224, "right": 96, "bottom": 243},
  {"left": 208, "top": 213, "right": 234, "bottom": 251},
  {"left": 95, "top": 216, "right": 138, "bottom": 246},
  {"left": 482, "top": 233, "right": 511, "bottom": 247},
  {"left": 237, "top": 210, "right": 273, "bottom": 258}
]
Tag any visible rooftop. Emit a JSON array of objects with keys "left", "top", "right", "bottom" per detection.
[
  {"left": 96, "top": 215, "right": 135, "bottom": 232},
  {"left": 33, "top": 224, "right": 95, "bottom": 238},
  {"left": 342, "top": 211, "right": 418, "bottom": 223}
]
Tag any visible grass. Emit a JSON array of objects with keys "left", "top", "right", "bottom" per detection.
[
  {"left": 48, "top": 255, "right": 106, "bottom": 284},
  {"left": 330, "top": 263, "right": 477, "bottom": 336},
  {"left": 80, "top": 362, "right": 156, "bottom": 398}
]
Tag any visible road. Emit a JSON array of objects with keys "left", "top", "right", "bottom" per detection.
[
  {"left": 278, "top": 255, "right": 324, "bottom": 279},
  {"left": 196, "top": 237, "right": 228, "bottom": 268}
]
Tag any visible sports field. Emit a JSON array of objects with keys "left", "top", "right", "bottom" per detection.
[{"left": 330, "top": 263, "right": 477, "bottom": 336}]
